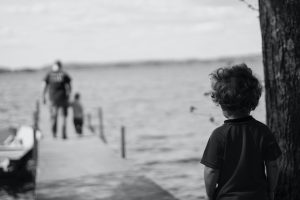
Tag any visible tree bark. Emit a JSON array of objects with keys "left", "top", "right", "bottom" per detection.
[{"left": 259, "top": 1, "right": 300, "bottom": 200}]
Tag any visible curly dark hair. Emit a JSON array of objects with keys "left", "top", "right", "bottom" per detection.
[{"left": 210, "top": 63, "right": 262, "bottom": 113}]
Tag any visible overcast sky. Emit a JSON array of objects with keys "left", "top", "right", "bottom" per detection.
[{"left": 0, "top": 0, "right": 260, "bottom": 68}]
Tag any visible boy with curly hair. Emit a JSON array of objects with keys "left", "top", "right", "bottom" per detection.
[{"left": 200, "top": 63, "right": 281, "bottom": 200}]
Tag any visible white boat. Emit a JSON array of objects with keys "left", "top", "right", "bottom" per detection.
[{"left": 0, "top": 126, "right": 41, "bottom": 173}]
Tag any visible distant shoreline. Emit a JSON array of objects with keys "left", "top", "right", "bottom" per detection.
[{"left": 0, "top": 54, "right": 262, "bottom": 74}]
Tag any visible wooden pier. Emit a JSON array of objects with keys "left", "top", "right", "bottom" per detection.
[
  {"left": 35, "top": 106, "right": 179, "bottom": 200},
  {"left": 36, "top": 137, "right": 130, "bottom": 183}
]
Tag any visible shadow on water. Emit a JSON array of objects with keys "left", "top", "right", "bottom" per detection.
[{"left": 0, "top": 150, "right": 35, "bottom": 199}]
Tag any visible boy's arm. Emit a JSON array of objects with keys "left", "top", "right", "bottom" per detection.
[
  {"left": 204, "top": 166, "right": 219, "bottom": 200},
  {"left": 65, "top": 82, "right": 71, "bottom": 98},
  {"left": 64, "top": 74, "right": 72, "bottom": 98},
  {"left": 266, "top": 160, "right": 280, "bottom": 200},
  {"left": 42, "top": 82, "right": 48, "bottom": 104}
]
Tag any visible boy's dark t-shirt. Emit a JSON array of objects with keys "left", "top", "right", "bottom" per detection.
[
  {"left": 200, "top": 116, "right": 281, "bottom": 200},
  {"left": 71, "top": 100, "right": 84, "bottom": 119}
]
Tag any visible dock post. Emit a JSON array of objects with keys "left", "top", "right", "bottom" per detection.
[
  {"left": 98, "top": 107, "right": 107, "bottom": 143},
  {"left": 33, "top": 100, "right": 40, "bottom": 163},
  {"left": 121, "top": 126, "right": 126, "bottom": 159},
  {"left": 33, "top": 100, "right": 40, "bottom": 199}
]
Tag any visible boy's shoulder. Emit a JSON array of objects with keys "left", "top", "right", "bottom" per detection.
[
  {"left": 210, "top": 124, "right": 228, "bottom": 140},
  {"left": 212, "top": 118, "right": 271, "bottom": 136},
  {"left": 248, "top": 118, "right": 272, "bottom": 134}
]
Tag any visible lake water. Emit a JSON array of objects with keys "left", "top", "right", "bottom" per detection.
[{"left": 0, "top": 57, "right": 265, "bottom": 200}]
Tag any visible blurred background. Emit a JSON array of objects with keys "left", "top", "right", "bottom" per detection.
[
  {"left": 0, "top": 0, "right": 264, "bottom": 200},
  {"left": 0, "top": 0, "right": 260, "bottom": 68}
]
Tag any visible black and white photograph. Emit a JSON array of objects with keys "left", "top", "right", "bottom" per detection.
[{"left": 0, "top": 0, "right": 299, "bottom": 200}]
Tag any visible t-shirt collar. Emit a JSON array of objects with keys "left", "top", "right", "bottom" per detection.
[{"left": 224, "top": 116, "right": 254, "bottom": 124}]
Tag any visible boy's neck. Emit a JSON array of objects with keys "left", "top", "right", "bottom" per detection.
[{"left": 223, "top": 110, "right": 250, "bottom": 120}]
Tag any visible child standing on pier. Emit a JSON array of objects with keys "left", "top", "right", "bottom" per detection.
[
  {"left": 71, "top": 93, "right": 84, "bottom": 136},
  {"left": 200, "top": 64, "right": 281, "bottom": 200}
]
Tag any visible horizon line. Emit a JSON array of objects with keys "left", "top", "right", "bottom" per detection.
[{"left": 1, "top": 53, "right": 262, "bottom": 71}]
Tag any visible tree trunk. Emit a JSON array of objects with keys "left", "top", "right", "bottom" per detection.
[{"left": 259, "top": 1, "right": 300, "bottom": 200}]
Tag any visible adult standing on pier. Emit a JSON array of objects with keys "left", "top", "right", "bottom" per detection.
[{"left": 43, "top": 60, "right": 72, "bottom": 139}]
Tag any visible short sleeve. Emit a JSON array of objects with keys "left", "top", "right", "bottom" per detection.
[
  {"left": 263, "top": 131, "right": 281, "bottom": 161},
  {"left": 200, "top": 130, "right": 224, "bottom": 169}
]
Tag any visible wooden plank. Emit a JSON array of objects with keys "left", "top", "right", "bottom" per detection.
[
  {"left": 36, "top": 137, "right": 131, "bottom": 183},
  {"left": 109, "top": 175, "right": 179, "bottom": 200},
  {"left": 37, "top": 173, "right": 179, "bottom": 200}
]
